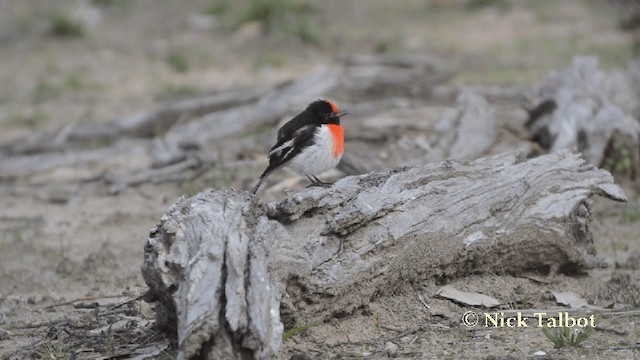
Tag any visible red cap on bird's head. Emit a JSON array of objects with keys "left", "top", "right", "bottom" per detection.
[
  {"left": 325, "top": 99, "right": 339, "bottom": 114},
  {"left": 308, "top": 99, "right": 346, "bottom": 119}
]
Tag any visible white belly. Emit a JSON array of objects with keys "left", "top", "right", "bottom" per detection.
[{"left": 287, "top": 126, "right": 342, "bottom": 176}]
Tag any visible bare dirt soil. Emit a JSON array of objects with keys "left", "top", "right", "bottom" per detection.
[{"left": 1, "top": 0, "right": 639, "bottom": 359}]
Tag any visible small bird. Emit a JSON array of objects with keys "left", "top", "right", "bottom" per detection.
[{"left": 251, "top": 99, "right": 347, "bottom": 194}]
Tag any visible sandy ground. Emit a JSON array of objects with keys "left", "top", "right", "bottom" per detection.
[{"left": 1, "top": 0, "right": 639, "bottom": 359}]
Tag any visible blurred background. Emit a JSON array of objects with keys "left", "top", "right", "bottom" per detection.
[
  {"left": 1, "top": 0, "right": 640, "bottom": 358},
  {"left": 0, "top": 0, "right": 636, "bottom": 142}
]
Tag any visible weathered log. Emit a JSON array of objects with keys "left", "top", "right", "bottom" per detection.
[
  {"left": 141, "top": 150, "right": 626, "bottom": 359},
  {"left": 527, "top": 56, "right": 640, "bottom": 178}
]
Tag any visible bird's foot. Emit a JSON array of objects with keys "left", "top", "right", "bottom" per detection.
[
  {"left": 306, "top": 175, "right": 333, "bottom": 188},
  {"left": 306, "top": 181, "right": 333, "bottom": 188}
]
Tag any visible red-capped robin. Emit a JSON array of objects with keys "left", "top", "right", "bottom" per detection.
[{"left": 251, "top": 99, "right": 347, "bottom": 194}]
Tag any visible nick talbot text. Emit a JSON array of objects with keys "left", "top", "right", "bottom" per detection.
[{"left": 484, "top": 312, "right": 596, "bottom": 328}]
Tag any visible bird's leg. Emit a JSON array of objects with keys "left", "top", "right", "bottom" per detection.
[
  {"left": 306, "top": 175, "right": 333, "bottom": 188},
  {"left": 306, "top": 175, "right": 319, "bottom": 188}
]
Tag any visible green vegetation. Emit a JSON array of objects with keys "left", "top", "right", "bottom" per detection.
[
  {"left": 603, "top": 139, "right": 635, "bottom": 177},
  {"left": 541, "top": 324, "right": 595, "bottom": 348},
  {"left": 238, "top": 0, "right": 312, "bottom": 32},
  {"left": 466, "top": 0, "right": 511, "bottom": 11},
  {"left": 283, "top": 321, "right": 321, "bottom": 341},
  {"left": 32, "top": 73, "right": 100, "bottom": 103},
  {"left": 36, "top": 339, "right": 72, "bottom": 360},
  {"left": 206, "top": 0, "right": 322, "bottom": 46},
  {"left": 374, "top": 311, "right": 382, "bottom": 334},
  {"left": 33, "top": 79, "right": 59, "bottom": 102},
  {"left": 282, "top": 16, "right": 321, "bottom": 46},
  {"left": 205, "top": 0, "right": 231, "bottom": 16},
  {"left": 240, "top": 0, "right": 321, "bottom": 46},
  {"left": 49, "top": 14, "right": 84, "bottom": 38},
  {"left": 620, "top": 207, "right": 640, "bottom": 224},
  {"left": 90, "top": 0, "right": 132, "bottom": 12},
  {"left": 165, "top": 50, "right": 190, "bottom": 73},
  {"left": 64, "top": 73, "right": 84, "bottom": 91}
]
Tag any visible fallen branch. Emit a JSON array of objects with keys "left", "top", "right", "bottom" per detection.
[
  {"left": 42, "top": 294, "right": 131, "bottom": 310},
  {"left": 1, "top": 89, "right": 263, "bottom": 156}
]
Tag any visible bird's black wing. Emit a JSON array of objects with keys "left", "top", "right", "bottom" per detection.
[
  {"left": 251, "top": 124, "right": 316, "bottom": 194},
  {"left": 251, "top": 104, "right": 317, "bottom": 194},
  {"left": 268, "top": 124, "right": 316, "bottom": 168},
  {"left": 276, "top": 109, "right": 313, "bottom": 142}
]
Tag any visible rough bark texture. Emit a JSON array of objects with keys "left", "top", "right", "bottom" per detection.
[
  {"left": 142, "top": 192, "right": 283, "bottom": 360},
  {"left": 141, "top": 150, "right": 626, "bottom": 359}
]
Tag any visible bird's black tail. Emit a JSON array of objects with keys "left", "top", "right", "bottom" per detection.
[{"left": 250, "top": 166, "right": 277, "bottom": 194}]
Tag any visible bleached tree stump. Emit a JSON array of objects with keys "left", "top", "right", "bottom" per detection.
[
  {"left": 527, "top": 57, "right": 640, "bottom": 178},
  {"left": 141, "top": 150, "right": 626, "bottom": 359}
]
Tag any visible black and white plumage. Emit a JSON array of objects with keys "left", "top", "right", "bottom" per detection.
[{"left": 251, "top": 99, "right": 346, "bottom": 194}]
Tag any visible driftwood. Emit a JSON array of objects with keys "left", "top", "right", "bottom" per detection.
[
  {"left": 0, "top": 89, "right": 263, "bottom": 156},
  {"left": 141, "top": 150, "right": 626, "bottom": 359},
  {"left": 527, "top": 56, "right": 640, "bottom": 178}
]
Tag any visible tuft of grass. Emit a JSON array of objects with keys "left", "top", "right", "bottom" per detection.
[
  {"left": 541, "top": 324, "right": 595, "bottom": 349},
  {"left": 33, "top": 79, "right": 60, "bottom": 102},
  {"left": 91, "top": 0, "right": 132, "bottom": 12},
  {"left": 205, "top": 1, "right": 231, "bottom": 16},
  {"left": 620, "top": 207, "right": 640, "bottom": 224},
  {"left": 603, "top": 138, "right": 635, "bottom": 177},
  {"left": 31, "top": 73, "right": 100, "bottom": 103},
  {"left": 165, "top": 51, "right": 190, "bottom": 73},
  {"left": 64, "top": 73, "right": 84, "bottom": 91},
  {"left": 237, "top": 0, "right": 321, "bottom": 46},
  {"left": 49, "top": 14, "right": 84, "bottom": 38},
  {"left": 13, "top": 230, "right": 23, "bottom": 243},
  {"left": 283, "top": 321, "right": 320, "bottom": 341},
  {"left": 286, "top": 16, "right": 321, "bottom": 46},
  {"left": 91, "top": 0, "right": 114, "bottom": 6},
  {"left": 466, "top": 0, "right": 511, "bottom": 10},
  {"left": 374, "top": 312, "right": 382, "bottom": 334},
  {"left": 36, "top": 338, "right": 73, "bottom": 359},
  {"left": 63, "top": 72, "right": 102, "bottom": 92},
  {"left": 106, "top": 331, "right": 116, "bottom": 355}
]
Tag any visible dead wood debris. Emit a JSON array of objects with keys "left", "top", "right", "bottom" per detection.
[
  {"left": 527, "top": 56, "right": 640, "bottom": 179},
  {"left": 142, "top": 150, "right": 625, "bottom": 359},
  {"left": 7, "top": 296, "right": 170, "bottom": 359}
]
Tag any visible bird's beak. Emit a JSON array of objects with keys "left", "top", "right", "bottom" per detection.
[{"left": 336, "top": 111, "right": 348, "bottom": 117}]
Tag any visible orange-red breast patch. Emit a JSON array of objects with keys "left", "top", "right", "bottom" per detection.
[
  {"left": 326, "top": 99, "right": 339, "bottom": 114},
  {"left": 327, "top": 124, "right": 344, "bottom": 158}
]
